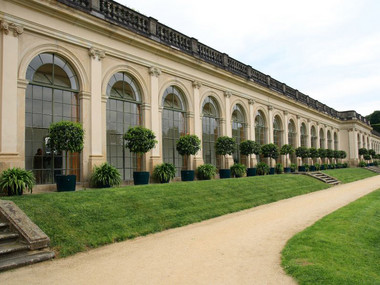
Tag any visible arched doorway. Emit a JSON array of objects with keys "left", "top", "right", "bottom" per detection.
[
  {"left": 106, "top": 72, "right": 142, "bottom": 181},
  {"left": 25, "top": 53, "right": 80, "bottom": 184},
  {"left": 162, "top": 86, "right": 187, "bottom": 176}
]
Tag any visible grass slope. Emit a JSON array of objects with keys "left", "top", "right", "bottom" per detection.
[
  {"left": 2, "top": 175, "right": 328, "bottom": 257},
  {"left": 282, "top": 189, "right": 380, "bottom": 285},
  {"left": 322, "top": 168, "right": 377, "bottom": 183}
]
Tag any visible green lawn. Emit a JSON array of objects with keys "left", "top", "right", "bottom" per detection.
[
  {"left": 282, "top": 189, "right": 380, "bottom": 285},
  {"left": 2, "top": 175, "right": 329, "bottom": 257},
  {"left": 321, "top": 168, "right": 377, "bottom": 183}
]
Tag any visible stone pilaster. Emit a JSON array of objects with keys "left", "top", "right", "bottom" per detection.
[
  {"left": 192, "top": 81, "right": 204, "bottom": 169},
  {"left": 0, "top": 21, "right": 24, "bottom": 171}
]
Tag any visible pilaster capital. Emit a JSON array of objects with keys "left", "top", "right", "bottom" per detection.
[
  {"left": 296, "top": 115, "right": 300, "bottom": 119},
  {"left": 149, "top": 66, "right": 161, "bottom": 77},
  {"left": 307, "top": 118, "right": 311, "bottom": 123},
  {"left": 192, "top": 81, "right": 202, "bottom": 89},
  {"left": 283, "top": 110, "right": 289, "bottom": 116},
  {"left": 224, "top": 91, "right": 232, "bottom": 98},
  {"left": 141, "top": 103, "right": 151, "bottom": 111},
  {"left": 89, "top": 48, "right": 105, "bottom": 61},
  {"left": 78, "top": 91, "right": 91, "bottom": 100},
  {"left": 17, "top": 79, "right": 29, "bottom": 90},
  {"left": 267, "top": 105, "right": 273, "bottom": 111},
  {"left": 248, "top": 99, "right": 255, "bottom": 105},
  {"left": 0, "top": 20, "right": 24, "bottom": 37}
]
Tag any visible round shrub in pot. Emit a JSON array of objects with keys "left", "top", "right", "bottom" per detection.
[
  {"left": 261, "top": 143, "right": 279, "bottom": 175},
  {"left": 280, "top": 144, "right": 294, "bottom": 173},
  {"left": 215, "top": 136, "right": 236, "bottom": 179},
  {"left": 240, "top": 140, "right": 261, "bottom": 176},
  {"left": 48, "top": 121, "right": 84, "bottom": 191},
  {"left": 176, "top": 134, "right": 201, "bottom": 181},
  {"left": 256, "top": 162, "right": 270, "bottom": 176},
  {"left": 124, "top": 126, "right": 157, "bottom": 185}
]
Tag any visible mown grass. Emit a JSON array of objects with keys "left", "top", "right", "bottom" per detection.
[
  {"left": 321, "top": 168, "right": 377, "bottom": 183},
  {"left": 2, "top": 175, "right": 329, "bottom": 257},
  {"left": 282, "top": 189, "right": 380, "bottom": 285}
]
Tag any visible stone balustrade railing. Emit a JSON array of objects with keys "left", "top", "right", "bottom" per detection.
[{"left": 57, "top": 0, "right": 370, "bottom": 126}]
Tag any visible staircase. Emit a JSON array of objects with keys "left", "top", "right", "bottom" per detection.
[
  {"left": 306, "top": 171, "right": 340, "bottom": 185},
  {"left": 365, "top": 166, "right": 380, "bottom": 174},
  {"left": 0, "top": 202, "right": 55, "bottom": 272}
]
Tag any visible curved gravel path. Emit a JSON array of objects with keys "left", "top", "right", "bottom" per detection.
[{"left": 2, "top": 175, "right": 380, "bottom": 285}]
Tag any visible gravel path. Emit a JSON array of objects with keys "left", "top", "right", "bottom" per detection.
[{"left": 2, "top": 175, "right": 380, "bottom": 285}]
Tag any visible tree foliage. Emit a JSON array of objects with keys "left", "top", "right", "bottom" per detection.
[
  {"left": 124, "top": 126, "right": 157, "bottom": 154},
  {"left": 176, "top": 134, "right": 201, "bottom": 156},
  {"left": 240, "top": 140, "right": 261, "bottom": 156},
  {"left": 295, "top": 146, "right": 309, "bottom": 159},
  {"left": 48, "top": 121, "right": 84, "bottom": 153},
  {"left": 215, "top": 136, "right": 236, "bottom": 156},
  {"left": 261, "top": 143, "right": 279, "bottom": 160}
]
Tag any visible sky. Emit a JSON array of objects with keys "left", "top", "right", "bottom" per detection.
[{"left": 116, "top": 0, "right": 380, "bottom": 117}]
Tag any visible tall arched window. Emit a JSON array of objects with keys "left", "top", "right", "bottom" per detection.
[
  {"left": 320, "top": 129, "right": 325, "bottom": 148},
  {"left": 334, "top": 132, "right": 338, "bottom": 150},
  {"left": 300, "top": 123, "right": 308, "bottom": 147},
  {"left": 202, "top": 97, "right": 220, "bottom": 167},
  {"left": 162, "top": 86, "right": 187, "bottom": 176},
  {"left": 288, "top": 119, "right": 297, "bottom": 147},
  {"left": 357, "top": 134, "right": 361, "bottom": 149},
  {"left": 273, "top": 115, "right": 283, "bottom": 147},
  {"left": 25, "top": 53, "right": 80, "bottom": 184},
  {"left": 363, "top": 135, "right": 366, "bottom": 148},
  {"left": 232, "top": 104, "right": 246, "bottom": 164},
  {"left": 106, "top": 72, "right": 142, "bottom": 181},
  {"left": 255, "top": 110, "right": 267, "bottom": 145},
  {"left": 311, "top": 126, "right": 317, "bottom": 148},
  {"left": 327, "top": 131, "right": 332, "bottom": 149}
]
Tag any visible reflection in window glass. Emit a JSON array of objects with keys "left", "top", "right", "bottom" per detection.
[
  {"left": 25, "top": 53, "right": 80, "bottom": 184},
  {"left": 232, "top": 105, "right": 246, "bottom": 164},
  {"left": 202, "top": 97, "right": 220, "bottom": 167}
]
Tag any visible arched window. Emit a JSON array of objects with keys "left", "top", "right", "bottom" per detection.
[
  {"left": 311, "top": 126, "right": 317, "bottom": 148},
  {"left": 320, "top": 129, "right": 325, "bottom": 148},
  {"left": 327, "top": 131, "right": 332, "bottom": 149},
  {"left": 334, "top": 132, "right": 338, "bottom": 150},
  {"left": 363, "top": 135, "right": 366, "bottom": 148},
  {"left": 25, "top": 53, "right": 80, "bottom": 184},
  {"left": 357, "top": 134, "right": 361, "bottom": 149},
  {"left": 288, "top": 120, "right": 297, "bottom": 147},
  {"left": 300, "top": 123, "right": 308, "bottom": 147},
  {"left": 232, "top": 104, "right": 246, "bottom": 164},
  {"left": 162, "top": 86, "right": 187, "bottom": 176},
  {"left": 273, "top": 115, "right": 283, "bottom": 147},
  {"left": 255, "top": 110, "right": 267, "bottom": 145},
  {"left": 106, "top": 72, "right": 142, "bottom": 181},
  {"left": 202, "top": 97, "right": 220, "bottom": 167}
]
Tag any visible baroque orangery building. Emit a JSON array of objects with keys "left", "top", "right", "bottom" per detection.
[{"left": 1, "top": 0, "right": 380, "bottom": 187}]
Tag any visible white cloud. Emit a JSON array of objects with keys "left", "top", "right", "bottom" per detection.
[{"left": 117, "top": 0, "right": 380, "bottom": 116}]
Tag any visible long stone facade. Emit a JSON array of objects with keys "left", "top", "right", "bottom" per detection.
[{"left": 1, "top": 0, "right": 379, "bottom": 186}]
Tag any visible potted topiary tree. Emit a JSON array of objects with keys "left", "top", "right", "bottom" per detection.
[
  {"left": 318, "top": 148, "right": 327, "bottom": 169},
  {"left": 240, "top": 140, "right": 261, "bottom": 176},
  {"left": 0, "top": 168, "right": 35, "bottom": 196},
  {"left": 48, "top": 121, "right": 84, "bottom": 191},
  {"left": 358, "top": 148, "right": 368, "bottom": 161},
  {"left": 124, "top": 126, "right": 157, "bottom": 185},
  {"left": 309, "top": 147, "right": 319, "bottom": 171},
  {"left": 363, "top": 154, "right": 371, "bottom": 166},
  {"left": 261, "top": 143, "right": 279, "bottom": 175},
  {"left": 333, "top": 150, "right": 340, "bottom": 167},
  {"left": 295, "top": 146, "right": 309, "bottom": 172},
  {"left": 280, "top": 144, "right": 294, "bottom": 173},
  {"left": 215, "top": 136, "right": 236, "bottom": 179},
  {"left": 326, "top": 149, "right": 334, "bottom": 168},
  {"left": 369, "top": 149, "right": 376, "bottom": 166},
  {"left": 176, "top": 134, "right": 201, "bottom": 181},
  {"left": 339, "top": 150, "right": 347, "bottom": 166}
]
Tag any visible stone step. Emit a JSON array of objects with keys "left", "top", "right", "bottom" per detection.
[
  {"left": 0, "top": 222, "right": 9, "bottom": 232},
  {"left": 0, "top": 241, "right": 29, "bottom": 257},
  {"left": 0, "top": 249, "right": 55, "bottom": 272},
  {"left": 0, "top": 232, "right": 19, "bottom": 243}
]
